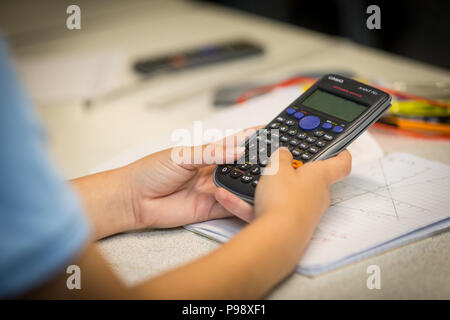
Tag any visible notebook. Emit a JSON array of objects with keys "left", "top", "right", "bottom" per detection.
[
  {"left": 185, "top": 152, "right": 450, "bottom": 276},
  {"left": 91, "top": 87, "right": 450, "bottom": 277}
]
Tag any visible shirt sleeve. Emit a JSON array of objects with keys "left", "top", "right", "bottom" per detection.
[{"left": 0, "top": 39, "right": 90, "bottom": 298}]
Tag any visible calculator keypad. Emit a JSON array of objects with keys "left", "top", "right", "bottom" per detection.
[{"left": 216, "top": 105, "right": 344, "bottom": 197}]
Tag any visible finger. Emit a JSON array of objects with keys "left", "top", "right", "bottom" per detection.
[
  {"left": 313, "top": 150, "right": 352, "bottom": 184},
  {"left": 170, "top": 144, "right": 245, "bottom": 170},
  {"left": 263, "top": 147, "right": 294, "bottom": 176},
  {"left": 214, "top": 188, "right": 255, "bottom": 222},
  {"left": 207, "top": 201, "right": 233, "bottom": 220},
  {"left": 170, "top": 125, "right": 265, "bottom": 170}
]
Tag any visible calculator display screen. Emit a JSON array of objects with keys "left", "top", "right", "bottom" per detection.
[{"left": 302, "top": 89, "right": 367, "bottom": 122}]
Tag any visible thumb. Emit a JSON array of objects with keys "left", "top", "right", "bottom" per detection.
[
  {"left": 311, "top": 150, "right": 352, "bottom": 184},
  {"left": 263, "top": 147, "right": 294, "bottom": 176}
]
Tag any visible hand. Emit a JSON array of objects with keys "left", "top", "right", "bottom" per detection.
[
  {"left": 125, "top": 129, "right": 256, "bottom": 229},
  {"left": 229, "top": 147, "right": 352, "bottom": 222}
]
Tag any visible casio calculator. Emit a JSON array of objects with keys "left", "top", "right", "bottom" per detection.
[{"left": 213, "top": 74, "right": 392, "bottom": 203}]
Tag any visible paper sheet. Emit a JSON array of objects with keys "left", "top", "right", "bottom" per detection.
[
  {"left": 187, "top": 153, "right": 450, "bottom": 276},
  {"left": 92, "top": 87, "right": 383, "bottom": 173}
]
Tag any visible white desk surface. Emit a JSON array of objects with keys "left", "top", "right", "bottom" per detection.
[{"left": 6, "top": 0, "right": 450, "bottom": 298}]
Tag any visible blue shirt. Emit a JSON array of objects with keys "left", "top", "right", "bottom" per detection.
[{"left": 0, "top": 39, "right": 90, "bottom": 298}]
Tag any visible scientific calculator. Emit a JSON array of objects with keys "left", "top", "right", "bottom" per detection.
[{"left": 213, "top": 74, "right": 392, "bottom": 203}]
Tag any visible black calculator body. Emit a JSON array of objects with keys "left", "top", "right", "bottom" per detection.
[{"left": 213, "top": 74, "right": 392, "bottom": 204}]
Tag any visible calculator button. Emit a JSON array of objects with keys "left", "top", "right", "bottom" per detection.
[
  {"left": 286, "top": 107, "right": 296, "bottom": 115},
  {"left": 280, "top": 125, "right": 289, "bottom": 133},
  {"left": 316, "top": 140, "right": 326, "bottom": 147},
  {"left": 238, "top": 163, "right": 251, "bottom": 171},
  {"left": 299, "top": 142, "right": 309, "bottom": 150},
  {"left": 219, "top": 166, "right": 231, "bottom": 174},
  {"left": 285, "top": 119, "right": 296, "bottom": 126},
  {"left": 240, "top": 175, "right": 253, "bottom": 183},
  {"left": 289, "top": 139, "right": 299, "bottom": 146},
  {"left": 323, "top": 134, "right": 334, "bottom": 141},
  {"left": 322, "top": 122, "right": 333, "bottom": 130},
  {"left": 294, "top": 112, "right": 305, "bottom": 119},
  {"left": 292, "top": 159, "right": 303, "bottom": 168},
  {"left": 270, "top": 122, "right": 281, "bottom": 129},
  {"left": 297, "top": 132, "right": 307, "bottom": 140},
  {"left": 230, "top": 170, "right": 243, "bottom": 178},
  {"left": 287, "top": 129, "right": 298, "bottom": 136},
  {"left": 308, "top": 146, "right": 319, "bottom": 154},
  {"left": 314, "top": 130, "right": 324, "bottom": 137},
  {"left": 276, "top": 116, "right": 286, "bottom": 122},
  {"left": 301, "top": 153, "right": 311, "bottom": 160},
  {"left": 250, "top": 165, "right": 261, "bottom": 175},
  {"left": 251, "top": 179, "right": 259, "bottom": 187},
  {"left": 280, "top": 135, "right": 289, "bottom": 142},
  {"left": 291, "top": 149, "right": 301, "bottom": 157},
  {"left": 306, "top": 136, "right": 317, "bottom": 144},
  {"left": 332, "top": 126, "right": 344, "bottom": 133},
  {"left": 299, "top": 115, "right": 321, "bottom": 131}
]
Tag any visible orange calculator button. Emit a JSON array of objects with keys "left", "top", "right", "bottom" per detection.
[{"left": 292, "top": 160, "right": 303, "bottom": 168}]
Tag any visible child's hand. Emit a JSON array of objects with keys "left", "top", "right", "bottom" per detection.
[
  {"left": 255, "top": 147, "right": 352, "bottom": 221},
  {"left": 124, "top": 129, "right": 256, "bottom": 229},
  {"left": 216, "top": 147, "right": 352, "bottom": 222}
]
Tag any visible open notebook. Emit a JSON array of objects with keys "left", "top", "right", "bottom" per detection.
[
  {"left": 186, "top": 152, "right": 450, "bottom": 276},
  {"left": 91, "top": 87, "right": 450, "bottom": 277}
]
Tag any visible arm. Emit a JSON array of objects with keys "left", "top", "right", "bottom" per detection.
[
  {"left": 71, "top": 129, "right": 257, "bottom": 240},
  {"left": 71, "top": 168, "right": 135, "bottom": 240},
  {"left": 29, "top": 148, "right": 351, "bottom": 299}
]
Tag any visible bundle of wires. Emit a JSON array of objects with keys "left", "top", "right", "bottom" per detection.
[
  {"left": 234, "top": 75, "right": 450, "bottom": 140},
  {"left": 370, "top": 86, "right": 450, "bottom": 140}
]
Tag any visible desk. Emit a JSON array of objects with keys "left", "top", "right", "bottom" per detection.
[{"left": 6, "top": 0, "right": 450, "bottom": 298}]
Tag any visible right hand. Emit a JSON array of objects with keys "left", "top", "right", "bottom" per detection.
[
  {"left": 216, "top": 147, "right": 352, "bottom": 222},
  {"left": 254, "top": 147, "right": 352, "bottom": 222}
]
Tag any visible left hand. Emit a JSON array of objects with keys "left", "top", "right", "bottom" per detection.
[{"left": 124, "top": 129, "right": 256, "bottom": 229}]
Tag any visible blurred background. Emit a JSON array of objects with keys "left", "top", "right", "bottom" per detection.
[
  {"left": 205, "top": 0, "right": 450, "bottom": 69},
  {"left": 0, "top": 0, "right": 449, "bottom": 179}
]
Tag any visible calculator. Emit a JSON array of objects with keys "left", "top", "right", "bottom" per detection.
[{"left": 213, "top": 74, "right": 392, "bottom": 203}]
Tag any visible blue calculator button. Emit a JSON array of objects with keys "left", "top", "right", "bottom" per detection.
[
  {"left": 299, "top": 115, "right": 321, "bottom": 131},
  {"left": 322, "top": 122, "right": 333, "bottom": 130},
  {"left": 294, "top": 112, "right": 305, "bottom": 119},
  {"left": 286, "top": 107, "right": 296, "bottom": 115},
  {"left": 332, "top": 126, "right": 344, "bottom": 133}
]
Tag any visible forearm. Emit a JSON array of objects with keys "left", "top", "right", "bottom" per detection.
[
  {"left": 138, "top": 209, "right": 321, "bottom": 299},
  {"left": 29, "top": 209, "right": 321, "bottom": 299},
  {"left": 71, "top": 168, "right": 135, "bottom": 240}
]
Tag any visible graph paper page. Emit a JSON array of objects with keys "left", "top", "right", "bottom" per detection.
[{"left": 186, "top": 153, "right": 450, "bottom": 274}]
